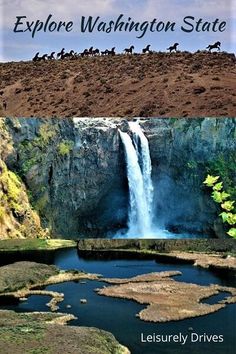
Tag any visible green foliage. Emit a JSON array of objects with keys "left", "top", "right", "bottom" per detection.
[
  {"left": 213, "top": 182, "right": 223, "bottom": 191},
  {"left": 18, "top": 122, "right": 58, "bottom": 175},
  {"left": 228, "top": 228, "right": 236, "bottom": 238},
  {"left": 211, "top": 191, "right": 230, "bottom": 203},
  {"left": 220, "top": 212, "right": 236, "bottom": 225},
  {"left": 34, "top": 192, "right": 49, "bottom": 213},
  {"left": 0, "top": 162, "right": 23, "bottom": 213},
  {"left": 38, "top": 123, "right": 56, "bottom": 145},
  {"left": 203, "top": 174, "right": 236, "bottom": 239},
  {"left": 0, "top": 206, "right": 5, "bottom": 223},
  {"left": 221, "top": 201, "right": 235, "bottom": 212},
  {"left": 57, "top": 140, "right": 74, "bottom": 156},
  {"left": 207, "top": 154, "right": 236, "bottom": 200},
  {"left": 203, "top": 175, "right": 219, "bottom": 187}
]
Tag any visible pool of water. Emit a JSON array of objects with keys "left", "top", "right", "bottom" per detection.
[{"left": 1, "top": 248, "right": 236, "bottom": 354}]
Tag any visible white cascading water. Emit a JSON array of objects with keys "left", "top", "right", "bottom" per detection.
[
  {"left": 119, "top": 121, "right": 154, "bottom": 237},
  {"left": 129, "top": 121, "right": 154, "bottom": 220}
]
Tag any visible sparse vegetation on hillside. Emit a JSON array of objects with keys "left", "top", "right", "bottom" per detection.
[{"left": 0, "top": 52, "right": 235, "bottom": 117}]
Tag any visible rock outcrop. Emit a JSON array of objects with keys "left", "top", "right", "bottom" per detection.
[
  {"left": 1, "top": 117, "right": 235, "bottom": 238},
  {"left": 0, "top": 120, "right": 46, "bottom": 239}
]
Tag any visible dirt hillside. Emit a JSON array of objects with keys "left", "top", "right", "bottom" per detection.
[{"left": 0, "top": 51, "right": 235, "bottom": 118}]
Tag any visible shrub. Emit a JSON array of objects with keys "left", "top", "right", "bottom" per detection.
[
  {"left": 203, "top": 175, "right": 236, "bottom": 238},
  {"left": 58, "top": 140, "right": 74, "bottom": 156}
]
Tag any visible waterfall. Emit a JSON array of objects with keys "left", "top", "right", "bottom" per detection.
[
  {"left": 119, "top": 121, "right": 154, "bottom": 237},
  {"left": 129, "top": 122, "right": 154, "bottom": 219}
]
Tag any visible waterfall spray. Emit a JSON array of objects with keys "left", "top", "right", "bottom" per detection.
[
  {"left": 129, "top": 122, "right": 154, "bottom": 219},
  {"left": 119, "top": 121, "right": 154, "bottom": 237}
]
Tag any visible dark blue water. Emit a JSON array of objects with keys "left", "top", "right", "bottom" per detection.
[{"left": 1, "top": 248, "right": 236, "bottom": 354}]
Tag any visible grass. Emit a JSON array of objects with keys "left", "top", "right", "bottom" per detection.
[{"left": 0, "top": 239, "right": 76, "bottom": 252}]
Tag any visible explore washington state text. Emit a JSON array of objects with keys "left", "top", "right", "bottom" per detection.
[{"left": 13, "top": 14, "right": 227, "bottom": 38}]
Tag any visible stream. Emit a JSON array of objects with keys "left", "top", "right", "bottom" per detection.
[{"left": 0, "top": 248, "right": 235, "bottom": 354}]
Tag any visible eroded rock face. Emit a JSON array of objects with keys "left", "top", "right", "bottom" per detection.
[
  {"left": 4, "top": 118, "right": 129, "bottom": 237},
  {"left": 0, "top": 120, "right": 45, "bottom": 239},
  {"left": 2, "top": 117, "right": 236, "bottom": 238},
  {"left": 97, "top": 272, "right": 236, "bottom": 322}
]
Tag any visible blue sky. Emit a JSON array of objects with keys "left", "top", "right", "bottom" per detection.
[{"left": 0, "top": 0, "right": 235, "bottom": 61}]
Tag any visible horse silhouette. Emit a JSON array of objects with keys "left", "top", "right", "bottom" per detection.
[
  {"left": 124, "top": 45, "right": 134, "bottom": 54},
  {"left": 206, "top": 41, "right": 221, "bottom": 52},
  {"left": 167, "top": 43, "right": 179, "bottom": 52}
]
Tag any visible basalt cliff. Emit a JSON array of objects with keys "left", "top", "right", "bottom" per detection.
[{"left": 0, "top": 117, "right": 235, "bottom": 239}]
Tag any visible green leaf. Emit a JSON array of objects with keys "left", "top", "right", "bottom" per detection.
[
  {"left": 227, "top": 228, "right": 236, "bottom": 238},
  {"left": 221, "top": 192, "right": 231, "bottom": 200},
  {"left": 220, "top": 212, "right": 229, "bottom": 223},
  {"left": 220, "top": 212, "right": 236, "bottom": 225},
  {"left": 221, "top": 200, "right": 235, "bottom": 212},
  {"left": 213, "top": 182, "right": 223, "bottom": 191},
  {"left": 203, "top": 175, "right": 220, "bottom": 187},
  {"left": 212, "top": 191, "right": 230, "bottom": 203}
]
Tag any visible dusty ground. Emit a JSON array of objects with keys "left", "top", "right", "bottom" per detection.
[
  {"left": 0, "top": 52, "right": 235, "bottom": 118},
  {"left": 98, "top": 271, "right": 236, "bottom": 322},
  {"left": 0, "top": 310, "right": 130, "bottom": 354}
]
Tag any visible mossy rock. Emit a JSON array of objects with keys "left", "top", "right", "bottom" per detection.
[{"left": 0, "top": 310, "right": 130, "bottom": 354}]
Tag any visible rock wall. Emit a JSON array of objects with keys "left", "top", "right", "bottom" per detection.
[
  {"left": 140, "top": 118, "right": 236, "bottom": 237},
  {"left": 2, "top": 117, "right": 236, "bottom": 238},
  {"left": 0, "top": 119, "right": 46, "bottom": 239}
]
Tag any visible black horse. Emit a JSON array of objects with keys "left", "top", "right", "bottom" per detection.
[
  {"left": 48, "top": 51, "right": 55, "bottom": 60},
  {"left": 142, "top": 45, "right": 151, "bottom": 54},
  {"left": 107, "top": 47, "right": 116, "bottom": 56},
  {"left": 61, "top": 50, "right": 75, "bottom": 59},
  {"left": 206, "top": 41, "right": 221, "bottom": 52},
  {"left": 124, "top": 45, "right": 134, "bottom": 54},
  {"left": 32, "top": 52, "right": 40, "bottom": 61},
  {"left": 57, "top": 48, "right": 65, "bottom": 59},
  {"left": 167, "top": 43, "right": 179, "bottom": 52}
]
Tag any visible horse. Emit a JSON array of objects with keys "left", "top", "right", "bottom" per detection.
[
  {"left": 48, "top": 51, "right": 55, "bottom": 60},
  {"left": 107, "top": 47, "right": 116, "bottom": 56},
  {"left": 206, "top": 41, "right": 221, "bottom": 52},
  {"left": 167, "top": 43, "right": 179, "bottom": 52},
  {"left": 32, "top": 52, "right": 40, "bottom": 61},
  {"left": 57, "top": 48, "right": 65, "bottom": 59},
  {"left": 38, "top": 54, "right": 48, "bottom": 61},
  {"left": 61, "top": 50, "right": 75, "bottom": 59},
  {"left": 80, "top": 49, "right": 89, "bottom": 57},
  {"left": 124, "top": 45, "right": 134, "bottom": 54},
  {"left": 142, "top": 45, "right": 151, "bottom": 54}
]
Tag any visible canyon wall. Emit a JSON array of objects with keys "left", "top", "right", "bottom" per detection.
[{"left": 2, "top": 117, "right": 235, "bottom": 238}]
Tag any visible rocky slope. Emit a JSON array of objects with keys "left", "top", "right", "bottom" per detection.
[
  {"left": 0, "top": 310, "right": 130, "bottom": 354},
  {"left": 0, "top": 120, "right": 46, "bottom": 239},
  {"left": 0, "top": 52, "right": 235, "bottom": 118},
  {"left": 1, "top": 117, "right": 235, "bottom": 238}
]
